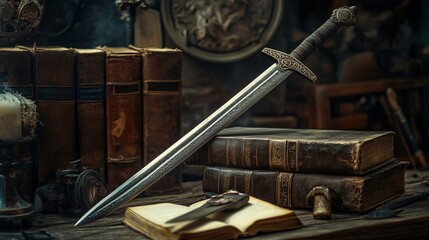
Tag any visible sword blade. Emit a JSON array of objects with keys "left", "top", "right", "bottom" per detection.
[
  {"left": 75, "top": 6, "right": 356, "bottom": 227},
  {"left": 76, "top": 64, "right": 290, "bottom": 226}
]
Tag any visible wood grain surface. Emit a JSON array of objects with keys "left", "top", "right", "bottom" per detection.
[{"left": 1, "top": 171, "right": 428, "bottom": 240}]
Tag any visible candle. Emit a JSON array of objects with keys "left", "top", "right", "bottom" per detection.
[{"left": 0, "top": 92, "right": 22, "bottom": 141}]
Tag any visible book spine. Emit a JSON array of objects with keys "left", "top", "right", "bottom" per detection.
[
  {"left": 105, "top": 50, "right": 142, "bottom": 189},
  {"left": 195, "top": 137, "right": 362, "bottom": 174},
  {"left": 142, "top": 49, "right": 182, "bottom": 195},
  {"left": 0, "top": 48, "right": 34, "bottom": 97},
  {"left": 16, "top": 139, "right": 37, "bottom": 202},
  {"left": 0, "top": 47, "right": 35, "bottom": 200},
  {"left": 202, "top": 164, "right": 406, "bottom": 212},
  {"left": 75, "top": 50, "right": 106, "bottom": 178},
  {"left": 33, "top": 47, "right": 77, "bottom": 186}
]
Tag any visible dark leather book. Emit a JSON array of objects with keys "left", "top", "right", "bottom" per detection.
[
  {"left": 75, "top": 49, "right": 106, "bottom": 178},
  {"left": 0, "top": 47, "right": 33, "bottom": 97},
  {"left": 101, "top": 47, "right": 142, "bottom": 190},
  {"left": 21, "top": 46, "right": 77, "bottom": 186},
  {"left": 203, "top": 160, "right": 408, "bottom": 212},
  {"left": 136, "top": 47, "right": 183, "bottom": 195},
  {"left": 0, "top": 47, "right": 35, "bottom": 200},
  {"left": 192, "top": 127, "right": 395, "bottom": 175}
]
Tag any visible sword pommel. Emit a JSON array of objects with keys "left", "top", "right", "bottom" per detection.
[
  {"left": 262, "top": 48, "right": 317, "bottom": 82},
  {"left": 332, "top": 6, "right": 357, "bottom": 25}
]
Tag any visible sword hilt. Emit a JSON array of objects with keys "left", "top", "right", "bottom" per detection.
[
  {"left": 291, "top": 6, "right": 356, "bottom": 61},
  {"left": 263, "top": 6, "right": 357, "bottom": 82}
]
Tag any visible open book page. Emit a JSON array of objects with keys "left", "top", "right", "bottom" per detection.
[
  {"left": 190, "top": 196, "right": 302, "bottom": 236},
  {"left": 123, "top": 196, "right": 302, "bottom": 239},
  {"left": 123, "top": 203, "right": 240, "bottom": 240}
]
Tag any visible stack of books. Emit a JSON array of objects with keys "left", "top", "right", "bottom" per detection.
[{"left": 189, "top": 127, "right": 408, "bottom": 212}]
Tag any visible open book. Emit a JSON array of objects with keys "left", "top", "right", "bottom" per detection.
[{"left": 122, "top": 196, "right": 302, "bottom": 240}]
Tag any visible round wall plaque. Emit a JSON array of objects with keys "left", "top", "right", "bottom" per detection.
[{"left": 161, "top": 0, "right": 284, "bottom": 63}]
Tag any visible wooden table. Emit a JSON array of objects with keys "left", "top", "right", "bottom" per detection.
[{"left": 1, "top": 170, "right": 429, "bottom": 240}]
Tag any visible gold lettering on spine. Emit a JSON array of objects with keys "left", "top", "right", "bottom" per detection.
[
  {"left": 270, "top": 139, "right": 286, "bottom": 170},
  {"left": 244, "top": 171, "right": 252, "bottom": 194},
  {"left": 243, "top": 139, "right": 251, "bottom": 168},
  {"left": 277, "top": 172, "right": 293, "bottom": 207},
  {"left": 287, "top": 141, "right": 298, "bottom": 172},
  {"left": 222, "top": 172, "right": 231, "bottom": 192},
  {"left": 226, "top": 138, "right": 236, "bottom": 166}
]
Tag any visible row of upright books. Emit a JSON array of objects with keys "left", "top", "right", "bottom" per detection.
[
  {"left": 188, "top": 127, "right": 408, "bottom": 212},
  {"left": 0, "top": 46, "right": 183, "bottom": 198}
]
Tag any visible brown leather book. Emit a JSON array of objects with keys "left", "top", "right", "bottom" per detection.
[
  {"left": 101, "top": 47, "right": 142, "bottom": 190},
  {"left": 0, "top": 47, "right": 35, "bottom": 200},
  {"left": 22, "top": 46, "right": 77, "bottom": 186},
  {"left": 203, "top": 160, "right": 408, "bottom": 212},
  {"left": 138, "top": 47, "right": 183, "bottom": 195},
  {"left": 0, "top": 47, "right": 33, "bottom": 97},
  {"left": 192, "top": 127, "right": 395, "bottom": 175},
  {"left": 75, "top": 49, "right": 106, "bottom": 178}
]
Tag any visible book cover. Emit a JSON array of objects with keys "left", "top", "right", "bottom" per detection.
[
  {"left": 203, "top": 160, "right": 408, "bottom": 212},
  {"left": 139, "top": 47, "right": 183, "bottom": 195},
  {"left": 102, "top": 47, "right": 142, "bottom": 189},
  {"left": 122, "top": 196, "right": 302, "bottom": 240},
  {"left": 24, "top": 46, "right": 77, "bottom": 186},
  {"left": 192, "top": 127, "right": 395, "bottom": 175},
  {"left": 75, "top": 49, "right": 106, "bottom": 178},
  {"left": 0, "top": 47, "right": 35, "bottom": 200}
]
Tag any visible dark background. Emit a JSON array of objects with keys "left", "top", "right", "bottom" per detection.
[{"left": 28, "top": 0, "right": 429, "bottom": 156}]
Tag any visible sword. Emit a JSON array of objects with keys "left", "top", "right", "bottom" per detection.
[{"left": 75, "top": 6, "right": 357, "bottom": 226}]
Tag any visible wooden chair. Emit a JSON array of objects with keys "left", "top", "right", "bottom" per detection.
[{"left": 307, "top": 76, "right": 429, "bottom": 131}]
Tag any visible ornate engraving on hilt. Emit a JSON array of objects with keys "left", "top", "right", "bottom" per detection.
[
  {"left": 262, "top": 48, "right": 317, "bottom": 82},
  {"left": 331, "top": 6, "right": 357, "bottom": 26}
]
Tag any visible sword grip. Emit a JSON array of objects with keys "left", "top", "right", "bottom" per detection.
[{"left": 290, "top": 6, "right": 357, "bottom": 61}]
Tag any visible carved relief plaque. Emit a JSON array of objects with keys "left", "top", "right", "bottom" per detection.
[{"left": 161, "top": 0, "right": 283, "bottom": 62}]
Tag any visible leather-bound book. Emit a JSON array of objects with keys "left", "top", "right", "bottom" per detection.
[
  {"left": 75, "top": 49, "right": 106, "bottom": 178},
  {"left": 203, "top": 161, "right": 408, "bottom": 212},
  {"left": 101, "top": 47, "right": 142, "bottom": 190},
  {"left": 0, "top": 47, "right": 33, "bottom": 97},
  {"left": 138, "top": 47, "right": 183, "bottom": 195},
  {"left": 0, "top": 47, "right": 35, "bottom": 200},
  {"left": 192, "top": 127, "right": 395, "bottom": 175},
  {"left": 22, "top": 46, "right": 77, "bottom": 186}
]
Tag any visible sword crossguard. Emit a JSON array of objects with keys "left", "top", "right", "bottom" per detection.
[{"left": 262, "top": 47, "right": 317, "bottom": 82}]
